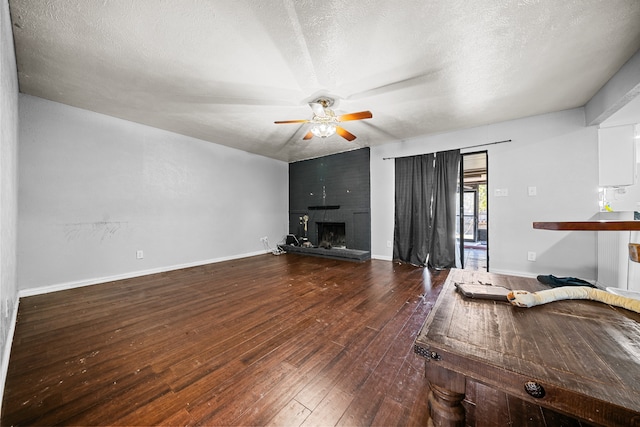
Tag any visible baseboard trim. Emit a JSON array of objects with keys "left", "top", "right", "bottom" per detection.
[
  {"left": 18, "top": 250, "right": 268, "bottom": 298},
  {"left": 1, "top": 297, "right": 19, "bottom": 418},
  {"left": 371, "top": 254, "right": 393, "bottom": 261}
]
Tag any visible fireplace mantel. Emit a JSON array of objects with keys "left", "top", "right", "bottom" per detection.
[{"left": 308, "top": 205, "right": 340, "bottom": 210}]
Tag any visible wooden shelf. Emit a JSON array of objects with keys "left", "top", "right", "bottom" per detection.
[{"left": 533, "top": 221, "right": 640, "bottom": 231}]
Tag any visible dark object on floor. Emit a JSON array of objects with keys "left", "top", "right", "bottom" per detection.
[
  {"left": 285, "top": 234, "right": 299, "bottom": 246},
  {"left": 536, "top": 275, "right": 596, "bottom": 288}
]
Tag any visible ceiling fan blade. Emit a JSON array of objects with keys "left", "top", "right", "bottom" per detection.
[
  {"left": 274, "top": 119, "right": 309, "bottom": 124},
  {"left": 338, "top": 111, "right": 373, "bottom": 122},
  {"left": 309, "top": 102, "right": 326, "bottom": 117},
  {"left": 336, "top": 126, "right": 356, "bottom": 141}
]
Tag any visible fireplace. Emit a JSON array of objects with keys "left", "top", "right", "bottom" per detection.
[
  {"left": 289, "top": 148, "right": 370, "bottom": 254},
  {"left": 317, "top": 222, "right": 346, "bottom": 248}
]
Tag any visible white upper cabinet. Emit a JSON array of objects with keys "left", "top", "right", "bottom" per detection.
[{"left": 598, "top": 124, "right": 636, "bottom": 187}]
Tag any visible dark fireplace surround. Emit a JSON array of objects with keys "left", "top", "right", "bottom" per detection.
[{"left": 288, "top": 148, "right": 371, "bottom": 258}]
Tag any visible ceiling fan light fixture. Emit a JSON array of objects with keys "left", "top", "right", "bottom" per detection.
[
  {"left": 311, "top": 123, "right": 336, "bottom": 138},
  {"left": 275, "top": 96, "right": 370, "bottom": 141}
]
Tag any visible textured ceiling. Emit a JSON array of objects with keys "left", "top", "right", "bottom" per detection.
[{"left": 9, "top": 0, "right": 640, "bottom": 162}]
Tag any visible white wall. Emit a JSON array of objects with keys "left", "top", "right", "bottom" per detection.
[
  {"left": 371, "top": 108, "right": 599, "bottom": 280},
  {"left": 0, "top": 0, "right": 19, "bottom": 407},
  {"left": 18, "top": 95, "right": 289, "bottom": 293}
]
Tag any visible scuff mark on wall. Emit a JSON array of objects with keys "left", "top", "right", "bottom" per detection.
[{"left": 61, "top": 221, "right": 130, "bottom": 242}]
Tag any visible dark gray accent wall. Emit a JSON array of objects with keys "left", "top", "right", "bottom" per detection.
[{"left": 289, "top": 148, "right": 371, "bottom": 251}]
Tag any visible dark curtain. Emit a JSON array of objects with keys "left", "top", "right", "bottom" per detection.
[
  {"left": 393, "top": 154, "right": 435, "bottom": 266},
  {"left": 393, "top": 149, "right": 460, "bottom": 268},
  {"left": 429, "top": 150, "right": 461, "bottom": 268}
]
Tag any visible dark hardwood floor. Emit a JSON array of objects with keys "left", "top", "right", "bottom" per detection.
[{"left": 1, "top": 254, "right": 447, "bottom": 426}]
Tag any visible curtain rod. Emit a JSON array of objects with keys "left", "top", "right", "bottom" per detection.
[{"left": 382, "top": 139, "right": 512, "bottom": 160}]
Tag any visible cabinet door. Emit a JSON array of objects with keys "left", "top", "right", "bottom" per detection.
[{"left": 598, "top": 125, "right": 636, "bottom": 187}]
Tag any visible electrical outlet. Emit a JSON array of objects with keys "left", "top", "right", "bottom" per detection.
[
  {"left": 4, "top": 299, "right": 8, "bottom": 317},
  {"left": 528, "top": 186, "right": 537, "bottom": 196},
  {"left": 260, "top": 236, "right": 268, "bottom": 243},
  {"left": 527, "top": 251, "right": 536, "bottom": 261},
  {"left": 386, "top": 240, "right": 392, "bottom": 248},
  {"left": 136, "top": 250, "right": 144, "bottom": 259}
]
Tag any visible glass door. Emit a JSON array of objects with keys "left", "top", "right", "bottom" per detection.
[
  {"left": 458, "top": 151, "right": 488, "bottom": 271},
  {"left": 463, "top": 191, "right": 477, "bottom": 241}
]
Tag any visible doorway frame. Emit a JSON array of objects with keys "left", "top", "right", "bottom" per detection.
[{"left": 458, "top": 150, "right": 489, "bottom": 271}]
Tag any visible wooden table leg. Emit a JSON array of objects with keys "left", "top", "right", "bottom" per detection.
[{"left": 425, "top": 363, "right": 466, "bottom": 427}]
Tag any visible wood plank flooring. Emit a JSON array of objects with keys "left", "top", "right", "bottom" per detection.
[{"left": 1, "top": 254, "right": 447, "bottom": 426}]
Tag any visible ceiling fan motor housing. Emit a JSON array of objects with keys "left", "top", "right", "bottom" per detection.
[{"left": 313, "top": 97, "right": 334, "bottom": 108}]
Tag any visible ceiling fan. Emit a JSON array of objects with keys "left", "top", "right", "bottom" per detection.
[{"left": 274, "top": 97, "right": 372, "bottom": 141}]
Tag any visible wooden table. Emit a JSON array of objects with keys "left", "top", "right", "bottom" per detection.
[{"left": 414, "top": 269, "right": 640, "bottom": 426}]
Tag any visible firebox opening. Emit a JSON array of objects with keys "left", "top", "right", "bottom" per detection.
[{"left": 317, "top": 222, "right": 346, "bottom": 248}]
